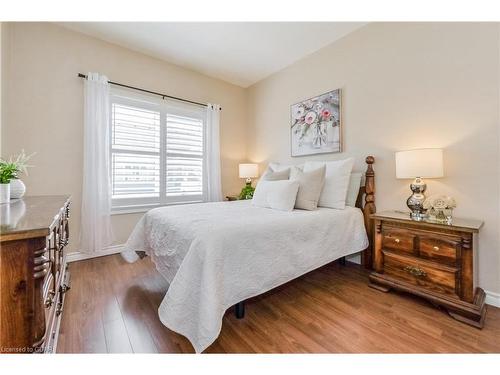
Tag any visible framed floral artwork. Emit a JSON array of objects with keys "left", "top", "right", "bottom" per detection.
[{"left": 290, "top": 89, "right": 342, "bottom": 157}]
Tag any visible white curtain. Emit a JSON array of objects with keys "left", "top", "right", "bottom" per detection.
[
  {"left": 206, "top": 104, "right": 223, "bottom": 202},
  {"left": 81, "top": 72, "right": 113, "bottom": 253}
]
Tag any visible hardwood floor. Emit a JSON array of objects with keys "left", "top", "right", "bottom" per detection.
[{"left": 57, "top": 254, "right": 500, "bottom": 353}]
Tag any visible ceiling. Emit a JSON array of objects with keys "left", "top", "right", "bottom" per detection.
[{"left": 58, "top": 22, "right": 366, "bottom": 87}]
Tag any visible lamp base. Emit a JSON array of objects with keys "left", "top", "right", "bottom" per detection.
[
  {"left": 407, "top": 177, "right": 427, "bottom": 221},
  {"left": 409, "top": 211, "right": 426, "bottom": 221}
]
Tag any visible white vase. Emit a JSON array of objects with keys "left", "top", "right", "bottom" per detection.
[
  {"left": 0, "top": 183, "right": 10, "bottom": 204},
  {"left": 10, "top": 178, "right": 26, "bottom": 199},
  {"left": 4, "top": 199, "right": 26, "bottom": 227}
]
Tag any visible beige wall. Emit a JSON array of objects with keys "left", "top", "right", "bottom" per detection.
[
  {"left": 2, "top": 22, "right": 499, "bottom": 295},
  {"left": 1, "top": 22, "right": 248, "bottom": 250},
  {"left": 247, "top": 23, "right": 500, "bottom": 294}
]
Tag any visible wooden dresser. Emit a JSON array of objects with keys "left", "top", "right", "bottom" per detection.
[
  {"left": 369, "top": 211, "right": 486, "bottom": 328},
  {"left": 0, "top": 196, "right": 71, "bottom": 353}
]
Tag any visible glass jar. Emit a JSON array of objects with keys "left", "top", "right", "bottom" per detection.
[{"left": 428, "top": 207, "right": 453, "bottom": 224}]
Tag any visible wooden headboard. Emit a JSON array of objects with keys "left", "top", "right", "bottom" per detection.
[{"left": 354, "top": 156, "right": 375, "bottom": 269}]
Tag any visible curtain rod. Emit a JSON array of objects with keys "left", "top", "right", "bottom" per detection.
[{"left": 77, "top": 73, "right": 220, "bottom": 110}]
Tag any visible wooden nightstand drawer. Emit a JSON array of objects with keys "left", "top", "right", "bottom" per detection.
[
  {"left": 370, "top": 211, "right": 485, "bottom": 328},
  {"left": 383, "top": 250, "right": 459, "bottom": 298},
  {"left": 382, "top": 227, "right": 415, "bottom": 255},
  {"left": 418, "top": 234, "right": 459, "bottom": 264}
]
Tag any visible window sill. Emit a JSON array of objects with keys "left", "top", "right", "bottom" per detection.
[
  {"left": 111, "top": 206, "right": 156, "bottom": 215},
  {"left": 111, "top": 200, "right": 204, "bottom": 215}
]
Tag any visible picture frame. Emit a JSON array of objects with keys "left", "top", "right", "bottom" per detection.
[{"left": 290, "top": 88, "right": 342, "bottom": 157}]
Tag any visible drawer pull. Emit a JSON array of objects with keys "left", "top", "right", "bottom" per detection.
[
  {"left": 433, "top": 246, "right": 440, "bottom": 251},
  {"left": 34, "top": 255, "right": 50, "bottom": 266},
  {"left": 61, "top": 283, "right": 71, "bottom": 294},
  {"left": 44, "top": 291, "right": 55, "bottom": 308},
  {"left": 59, "top": 237, "right": 69, "bottom": 248},
  {"left": 33, "top": 262, "right": 50, "bottom": 279},
  {"left": 34, "top": 261, "right": 50, "bottom": 273},
  {"left": 56, "top": 302, "right": 63, "bottom": 316},
  {"left": 404, "top": 265, "right": 427, "bottom": 277},
  {"left": 394, "top": 238, "right": 400, "bottom": 244}
]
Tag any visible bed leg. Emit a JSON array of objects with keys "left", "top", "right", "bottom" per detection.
[
  {"left": 340, "top": 256, "right": 346, "bottom": 266},
  {"left": 235, "top": 301, "right": 245, "bottom": 319}
]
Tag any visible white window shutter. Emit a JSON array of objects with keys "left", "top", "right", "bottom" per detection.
[
  {"left": 110, "top": 91, "right": 207, "bottom": 211},
  {"left": 166, "top": 114, "right": 204, "bottom": 199},
  {"left": 111, "top": 103, "right": 161, "bottom": 200}
]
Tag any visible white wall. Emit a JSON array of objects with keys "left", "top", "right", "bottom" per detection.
[
  {"left": 247, "top": 23, "right": 500, "bottom": 294},
  {"left": 1, "top": 22, "right": 248, "bottom": 251}
]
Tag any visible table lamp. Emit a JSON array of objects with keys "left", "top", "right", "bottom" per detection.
[
  {"left": 395, "top": 148, "right": 444, "bottom": 220},
  {"left": 238, "top": 163, "right": 259, "bottom": 199}
]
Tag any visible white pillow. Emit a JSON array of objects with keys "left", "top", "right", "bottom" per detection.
[
  {"left": 261, "top": 166, "right": 290, "bottom": 181},
  {"left": 303, "top": 158, "right": 355, "bottom": 209},
  {"left": 268, "top": 162, "right": 303, "bottom": 172},
  {"left": 289, "top": 165, "right": 326, "bottom": 210},
  {"left": 346, "top": 172, "right": 363, "bottom": 207},
  {"left": 252, "top": 180, "right": 299, "bottom": 211},
  {"left": 264, "top": 162, "right": 303, "bottom": 180}
]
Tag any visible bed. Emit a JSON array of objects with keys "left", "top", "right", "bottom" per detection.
[{"left": 122, "top": 156, "right": 376, "bottom": 353}]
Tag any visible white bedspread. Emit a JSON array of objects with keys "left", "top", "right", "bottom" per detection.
[{"left": 122, "top": 200, "right": 368, "bottom": 353}]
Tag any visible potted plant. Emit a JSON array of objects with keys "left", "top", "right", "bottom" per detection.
[
  {"left": 238, "top": 183, "right": 255, "bottom": 200},
  {"left": 0, "top": 150, "right": 35, "bottom": 203},
  {"left": 0, "top": 162, "right": 16, "bottom": 203}
]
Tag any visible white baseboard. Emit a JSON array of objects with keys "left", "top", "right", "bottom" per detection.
[
  {"left": 66, "top": 244, "right": 125, "bottom": 263},
  {"left": 485, "top": 290, "right": 500, "bottom": 308}
]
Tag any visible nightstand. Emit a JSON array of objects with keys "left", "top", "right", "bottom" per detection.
[{"left": 369, "top": 210, "right": 486, "bottom": 328}]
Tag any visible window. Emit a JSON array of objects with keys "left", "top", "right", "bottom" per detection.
[{"left": 110, "top": 89, "right": 206, "bottom": 212}]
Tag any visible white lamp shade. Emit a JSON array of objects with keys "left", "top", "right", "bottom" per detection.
[
  {"left": 239, "top": 163, "right": 259, "bottom": 179},
  {"left": 395, "top": 148, "right": 444, "bottom": 179}
]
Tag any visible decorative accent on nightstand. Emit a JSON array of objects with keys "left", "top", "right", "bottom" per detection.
[
  {"left": 226, "top": 195, "right": 240, "bottom": 201},
  {"left": 369, "top": 210, "right": 486, "bottom": 328},
  {"left": 395, "top": 148, "right": 444, "bottom": 221},
  {"left": 423, "top": 195, "right": 456, "bottom": 224}
]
